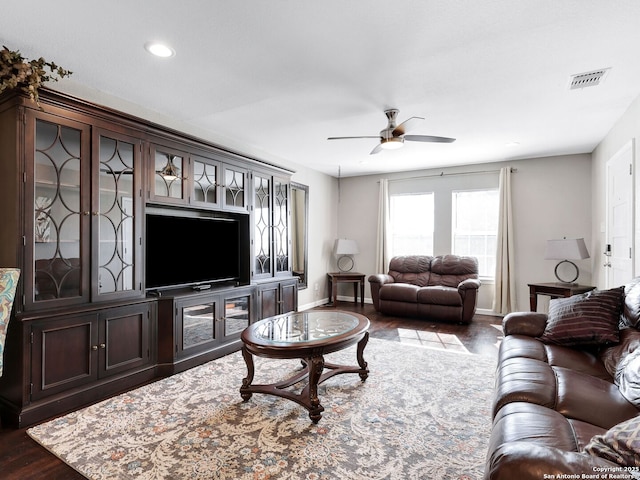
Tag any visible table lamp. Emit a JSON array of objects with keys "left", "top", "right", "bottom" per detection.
[
  {"left": 544, "top": 237, "right": 590, "bottom": 284},
  {"left": 334, "top": 238, "right": 359, "bottom": 272}
]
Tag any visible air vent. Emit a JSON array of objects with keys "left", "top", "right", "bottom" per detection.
[{"left": 569, "top": 68, "right": 610, "bottom": 90}]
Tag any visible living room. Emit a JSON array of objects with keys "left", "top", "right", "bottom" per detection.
[
  {"left": 1, "top": 2, "right": 636, "bottom": 314},
  {"left": 2, "top": 2, "right": 640, "bottom": 478}
]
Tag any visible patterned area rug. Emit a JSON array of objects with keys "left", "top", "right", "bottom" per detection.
[{"left": 27, "top": 338, "right": 496, "bottom": 480}]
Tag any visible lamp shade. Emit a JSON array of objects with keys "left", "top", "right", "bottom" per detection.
[
  {"left": 334, "top": 238, "right": 359, "bottom": 256},
  {"left": 544, "top": 238, "right": 590, "bottom": 260}
]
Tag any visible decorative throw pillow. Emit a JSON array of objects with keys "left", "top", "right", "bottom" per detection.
[
  {"left": 616, "top": 348, "right": 640, "bottom": 408},
  {"left": 583, "top": 415, "right": 640, "bottom": 467},
  {"left": 600, "top": 327, "right": 640, "bottom": 378},
  {"left": 0, "top": 268, "right": 21, "bottom": 377},
  {"left": 539, "top": 286, "right": 624, "bottom": 347}
]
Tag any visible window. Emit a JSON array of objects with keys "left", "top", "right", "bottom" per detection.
[
  {"left": 390, "top": 193, "right": 434, "bottom": 257},
  {"left": 452, "top": 189, "right": 499, "bottom": 278}
]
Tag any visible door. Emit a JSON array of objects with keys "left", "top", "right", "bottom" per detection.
[
  {"left": 258, "top": 282, "right": 280, "bottom": 319},
  {"left": 100, "top": 303, "right": 153, "bottom": 377},
  {"left": 191, "top": 154, "right": 221, "bottom": 209},
  {"left": 280, "top": 279, "right": 298, "bottom": 314},
  {"left": 222, "top": 164, "right": 248, "bottom": 212},
  {"left": 176, "top": 295, "right": 219, "bottom": 359},
  {"left": 93, "top": 128, "right": 143, "bottom": 301},
  {"left": 606, "top": 140, "right": 635, "bottom": 288},
  {"left": 148, "top": 143, "right": 188, "bottom": 205},
  {"left": 26, "top": 111, "right": 91, "bottom": 310},
  {"left": 220, "top": 289, "right": 253, "bottom": 342},
  {"left": 30, "top": 314, "right": 98, "bottom": 401}
]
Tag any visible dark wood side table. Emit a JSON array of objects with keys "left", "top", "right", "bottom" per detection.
[
  {"left": 528, "top": 282, "right": 596, "bottom": 312},
  {"left": 327, "top": 272, "right": 365, "bottom": 306}
]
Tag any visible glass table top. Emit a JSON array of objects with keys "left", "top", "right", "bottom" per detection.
[{"left": 253, "top": 311, "right": 361, "bottom": 344}]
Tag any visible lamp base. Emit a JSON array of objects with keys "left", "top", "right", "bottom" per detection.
[
  {"left": 554, "top": 260, "right": 579, "bottom": 284},
  {"left": 337, "top": 255, "right": 354, "bottom": 272}
]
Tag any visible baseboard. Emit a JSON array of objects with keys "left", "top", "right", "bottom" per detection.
[
  {"left": 299, "top": 299, "right": 501, "bottom": 318},
  {"left": 298, "top": 298, "right": 329, "bottom": 311}
]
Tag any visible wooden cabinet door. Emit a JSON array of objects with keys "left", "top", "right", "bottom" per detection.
[
  {"left": 257, "top": 280, "right": 298, "bottom": 319},
  {"left": 257, "top": 282, "right": 279, "bottom": 319},
  {"left": 280, "top": 279, "right": 298, "bottom": 314},
  {"left": 30, "top": 314, "right": 98, "bottom": 401},
  {"left": 100, "top": 303, "right": 153, "bottom": 377}
]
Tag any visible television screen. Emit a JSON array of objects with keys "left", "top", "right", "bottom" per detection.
[{"left": 145, "top": 214, "right": 240, "bottom": 289}]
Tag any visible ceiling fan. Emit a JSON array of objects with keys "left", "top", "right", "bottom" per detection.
[{"left": 327, "top": 108, "right": 455, "bottom": 154}]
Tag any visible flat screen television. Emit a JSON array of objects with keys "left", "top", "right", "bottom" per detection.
[{"left": 145, "top": 214, "right": 241, "bottom": 290}]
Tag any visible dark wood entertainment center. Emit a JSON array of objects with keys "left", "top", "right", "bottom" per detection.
[{"left": 0, "top": 88, "right": 298, "bottom": 427}]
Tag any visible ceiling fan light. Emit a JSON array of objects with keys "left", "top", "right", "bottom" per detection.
[
  {"left": 144, "top": 42, "right": 176, "bottom": 58},
  {"left": 380, "top": 137, "right": 404, "bottom": 150}
]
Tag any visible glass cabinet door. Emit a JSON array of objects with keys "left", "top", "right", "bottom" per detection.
[
  {"left": 150, "top": 145, "right": 187, "bottom": 203},
  {"left": 273, "top": 178, "right": 290, "bottom": 275},
  {"left": 180, "top": 300, "right": 217, "bottom": 352},
  {"left": 94, "top": 129, "right": 141, "bottom": 299},
  {"left": 222, "top": 165, "right": 247, "bottom": 211},
  {"left": 254, "top": 174, "right": 272, "bottom": 277},
  {"left": 29, "top": 113, "right": 91, "bottom": 308},
  {"left": 222, "top": 293, "right": 251, "bottom": 339},
  {"left": 192, "top": 155, "right": 220, "bottom": 207}
]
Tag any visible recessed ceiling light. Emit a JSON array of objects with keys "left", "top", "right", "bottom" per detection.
[
  {"left": 505, "top": 141, "right": 520, "bottom": 147},
  {"left": 144, "top": 42, "right": 175, "bottom": 58}
]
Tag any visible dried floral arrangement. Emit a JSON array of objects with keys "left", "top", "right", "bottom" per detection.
[{"left": 0, "top": 46, "right": 72, "bottom": 105}]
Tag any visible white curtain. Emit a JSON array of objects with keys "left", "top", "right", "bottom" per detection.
[
  {"left": 376, "top": 179, "right": 391, "bottom": 273},
  {"left": 493, "top": 167, "right": 517, "bottom": 314}
]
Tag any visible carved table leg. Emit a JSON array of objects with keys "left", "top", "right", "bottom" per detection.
[
  {"left": 307, "top": 355, "right": 325, "bottom": 423},
  {"left": 240, "top": 346, "right": 255, "bottom": 401},
  {"left": 357, "top": 331, "right": 369, "bottom": 381}
]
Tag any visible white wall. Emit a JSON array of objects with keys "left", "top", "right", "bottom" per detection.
[
  {"left": 336, "top": 154, "right": 592, "bottom": 313},
  {"left": 288, "top": 166, "right": 339, "bottom": 310},
  {"left": 591, "top": 94, "right": 640, "bottom": 288}
]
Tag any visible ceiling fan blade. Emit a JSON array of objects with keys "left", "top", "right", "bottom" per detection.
[
  {"left": 392, "top": 116, "right": 424, "bottom": 136},
  {"left": 370, "top": 143, "right": 384, "bottom": 155},
  {"left": 404, "top": 135, "right": 456, "bottom": 143},
  {"left": 327, "top": 136, "right": 380, "bottom": 140}
]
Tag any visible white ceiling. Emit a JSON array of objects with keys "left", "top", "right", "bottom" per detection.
[{"left": 3, "top": 1, "right": 640, "bottom": 177}]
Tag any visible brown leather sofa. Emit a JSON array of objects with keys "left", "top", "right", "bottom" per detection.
[
  {"left": 368, "top": 255, "right": 480, "bottom": 324},
  {"left": 485, "top": 279, "right": 640, "bottom": 479}
]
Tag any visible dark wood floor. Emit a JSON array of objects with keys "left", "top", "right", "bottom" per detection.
[{"left": 0, "top": 303, "right": 503, "bottom": 479}]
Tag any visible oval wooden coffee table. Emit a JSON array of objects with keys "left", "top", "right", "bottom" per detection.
[{"left": 240, "top": 310, "right": 370, "bottom": 423}]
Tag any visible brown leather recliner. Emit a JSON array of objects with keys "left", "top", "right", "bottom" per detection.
[{"left": 368, "top": 255, "right": 481, "bottom": 323}]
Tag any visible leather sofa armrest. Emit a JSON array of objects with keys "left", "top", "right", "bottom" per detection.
[
  {"left": 368, "top": 274, "right": 394, "bottom": 286},
  {"left": 368, "top": 274, "right": 395, "bottom": 311},
  {"left": 458, "top": 279, "right": 481, "bottom": 323},
  {"left": 458, "top": 278, "right": 481, "bottom": 291},
  {"left": 486, "top": 443, "right": 619, "bottom": 480},
  {"left": 502, "top": 311, "right": 548, "bottom": 337}
]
